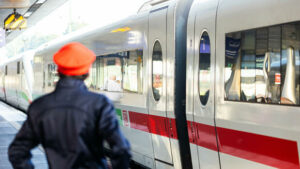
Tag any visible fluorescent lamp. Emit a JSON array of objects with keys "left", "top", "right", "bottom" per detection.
[{"left": 36, "top": 0, "right": 47, "bottom": 4}]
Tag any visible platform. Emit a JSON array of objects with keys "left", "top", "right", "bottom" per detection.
[{"left": 0, "top": 101, "right": 48, "bottom": 169}]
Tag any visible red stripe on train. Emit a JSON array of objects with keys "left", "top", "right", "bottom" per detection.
[
  {"left": 217, "top": 127, "right": 299, "bottom": 169},
  {"left": 125, "top": 111, "right": 299, "bottom": 168},
  {"left": 128, "top": 111, "right": 177, "bottom": 138}
]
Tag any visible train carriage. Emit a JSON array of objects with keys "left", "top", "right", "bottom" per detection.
[
  {"left": 26, "top": 0, "right": 192, "bottom": 168},
  {"left": 1, "top": 0, "right": 300, "bottom": 168}
]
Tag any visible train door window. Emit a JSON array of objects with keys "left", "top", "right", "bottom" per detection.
[
  {"left": 225, "top": 21, "right": 300, "bottom": 105},
  {"left": 17, "top": 62, "right": 20, "bottom": 74},
  {"left": 152, "top": 41, "right": 163, "bottom": 101},
  {"left": 5, "top": 66, "right": 7, "bottom": 75},
  {"left": 199, "top": 31, "right": 211, "bottom": 105}
]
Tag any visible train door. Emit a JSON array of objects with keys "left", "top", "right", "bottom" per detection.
[
  {"left": 6, "top": 62, "right": 18, "bottom": 107},
  {"left": 148, "top": 6, "right": 174, "bottom": 168},
  {"left": 19, "top": 61, "right": 30, "bottom": 110},
  {"left": 186, "top": 0, "right": 221, "bottom": 169},
  {"left": 32, "top": 54, "right": 44, "bottom": 99}
]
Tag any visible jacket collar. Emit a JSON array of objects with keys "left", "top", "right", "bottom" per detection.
[{"left": 56, "top": 77, "right": 87, "bottom": 90}]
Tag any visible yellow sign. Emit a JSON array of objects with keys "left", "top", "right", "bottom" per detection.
[{"left": 4, "top": 12, "right": 27, "bottom": 30}]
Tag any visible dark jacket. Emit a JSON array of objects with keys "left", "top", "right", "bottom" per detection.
[{"left": 8, "top": 78, "right": 131, "bottom": 169}]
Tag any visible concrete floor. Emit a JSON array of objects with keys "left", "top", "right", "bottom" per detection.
[{"left": 0, "top": 102, "right": 48, "bottom": 169}]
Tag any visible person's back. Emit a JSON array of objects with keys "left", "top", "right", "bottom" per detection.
[{"left": 8, "top": 42, "right": 131, "bottom": 169}]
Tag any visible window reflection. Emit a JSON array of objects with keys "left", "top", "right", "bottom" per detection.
[
  {"left": 225, "top": 22, "right": 300, "bottom": 105},
  {"left": 152, "top": 41, "right": 163, "bottom": 101}
]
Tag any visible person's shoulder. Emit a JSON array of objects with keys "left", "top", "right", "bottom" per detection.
[
  {"left": 28, "top": 93, "right": 53, "bottom": 113},
  {"left": 86, "top": 91, "right": 112, "bottom": 105}
]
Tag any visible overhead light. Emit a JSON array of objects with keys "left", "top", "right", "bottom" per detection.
[
  {"left": 36, "top": 0, "right": 47, "bottom": 4},
  {"left": 111, "top": 27, "right": 131, "bottom": 33},
  {"left": 24, "top": 11, "right": 33, "bottom": 18}
]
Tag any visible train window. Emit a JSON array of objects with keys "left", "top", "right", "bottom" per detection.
[
  {"left": 199, "top": 31, "right": 211, "bottom": 105},
  {"left": 17, "top": 62, "right": 20, "bottom": 74},
  {"left": 225, "top": 21, "right": 300, "bottom": 105},
  {"left": 102, "top": 57, "right": 123, "bottom": 92},
  {"left": 47, "top": 63, "right": 58, "bottom": 87},
  {"left": 123, "top": 50, "right": 143, "bottom": 93},
  {"left": 90, "top": 57, "right": 104, "bottom": 90},
  {"left": 152, "top": 41, "right": 163, "bottom": 101},
  {"left": 89, "top": 49, "right": 144, "bottom": 93}
]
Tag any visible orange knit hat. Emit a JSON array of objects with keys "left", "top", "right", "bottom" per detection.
[{"left": 53, "top": 42, "right": 96, "bottom": 76}]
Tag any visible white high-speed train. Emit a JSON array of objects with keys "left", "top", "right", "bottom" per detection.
[{"left": 1, "top": 0, "right": 300, "bottom": 168}]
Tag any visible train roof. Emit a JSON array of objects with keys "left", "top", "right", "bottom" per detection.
[{"left": 34, "top": 0, "right": 177, "bottom": 57}]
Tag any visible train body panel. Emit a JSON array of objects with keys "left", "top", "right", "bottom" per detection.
[
  {"left": 5, "top": 61, "right": 20, "bottom": 107},
  {"left": 216, "top": 0, "right": 300, "bottom": 168},
  {"left": 2, "top": 0, "right": 300, "bottom": 168}
]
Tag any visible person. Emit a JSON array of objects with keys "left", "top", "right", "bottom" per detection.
[
  {"left": 8, "top": 42, "right": 131, "bottom": 169},
  {"left": 103, "top": 75, "right": 122, "bottom": 92}
]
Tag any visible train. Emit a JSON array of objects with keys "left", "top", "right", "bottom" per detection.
[{"left": 1, "top": 0, "right": 300, "bottom": 168}]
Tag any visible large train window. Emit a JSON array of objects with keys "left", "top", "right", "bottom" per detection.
[
  {"left": 89, "top": 49, "right": 143, "bottom": 94},
  {"left": 199, "top": 31, "right": 211, "bottom": 105},
  {"left": 152, "top": 41, "right": 163, "bottom": 101},
  {"left": 225, "top": 21, "right": 300, "bottom": 105}
]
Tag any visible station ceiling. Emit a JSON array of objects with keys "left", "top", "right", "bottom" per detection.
[{"left": 0, "top": 0, "right": 69, "bottom": 43}]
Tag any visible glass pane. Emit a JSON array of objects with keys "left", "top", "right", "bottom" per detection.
[
  {"left": 241, "top": 31, "right": 256, "bottom": 102},
  {"left": 47, "top": 63, "right": 58, "bottom": 87},
  {"left": 152, "top": 41, "right": 163, "bottom": 101},
  {"left": 103, "top": 57, "right": 123, "bottom": 92},
  {"left": 198, "top": 32, "right": 211, "bottom": 105},
  {"left": 123, "top": 50, "right": 143, "bottom": 93},
  {"left": 255, "top": 28, "right": 268, "bottom": 103},
  {"left": 225, "top": 32, "right": 241, "bottom": 101},
  {"left": 268, "top": 26, "right": 281, "bottom": 103},
  {"left": 225, "top": 21, "right": 300, "bottom": 106},
  {"left": 281, "top": 23, "right": 300, "bottom": 104}
]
